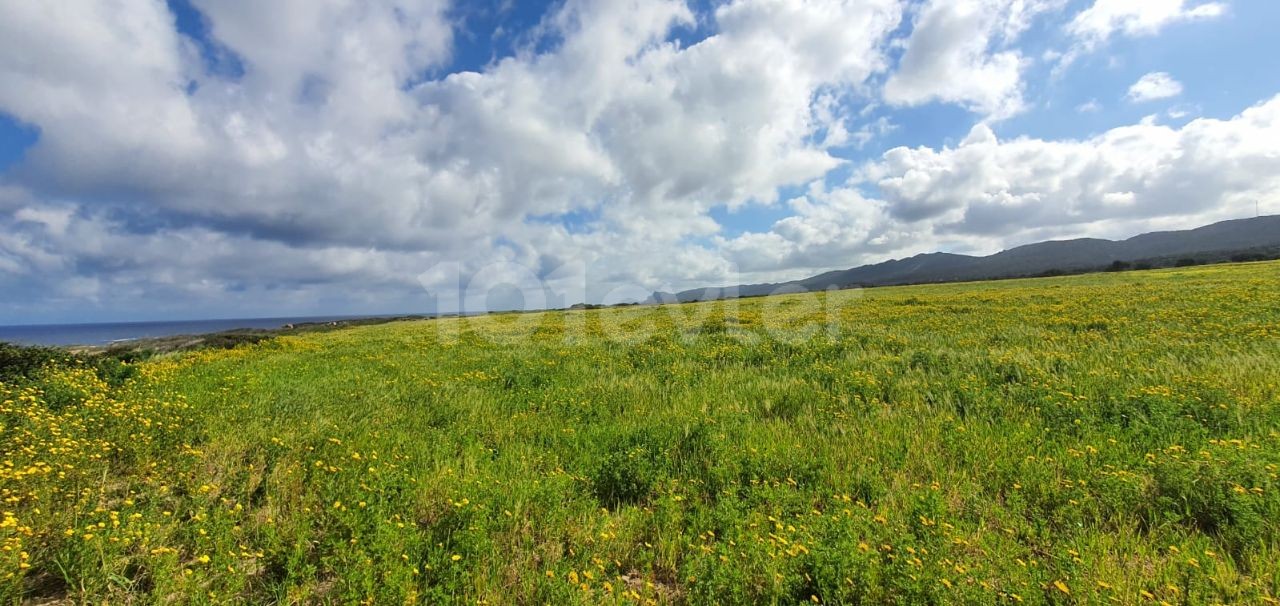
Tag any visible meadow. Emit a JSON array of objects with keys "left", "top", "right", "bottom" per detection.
[{"left": 2, "top": 262, "right": 1279, "bottom": 605}]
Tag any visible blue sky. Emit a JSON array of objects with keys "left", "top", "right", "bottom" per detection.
[{"left": 1, "top": 0, "right": 1278, "bottom": 323}]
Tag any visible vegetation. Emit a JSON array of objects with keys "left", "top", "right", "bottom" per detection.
[
  {"left": 68, "top": 315, "right": 435, "bottom": 360},
  {"left": 2, "top": 261, "right": 1279, "bottom": 604}
]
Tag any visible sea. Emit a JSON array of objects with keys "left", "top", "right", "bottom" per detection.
[{"left": 0, "top": 315, "right": 396, "bottom": 347}]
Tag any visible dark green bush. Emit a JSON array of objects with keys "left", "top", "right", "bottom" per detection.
[
  {"left": 1, "top": 341, "right": 140, "bottom": 390},
  {"left": 590, "top": 445, "right": 660, "bottom": 508},
  {"left": 0, "top": 341, "right": 73, "bottom": 383},
  {"left": 1148, "top": 459, "right": 1270, "bottom": 559}
]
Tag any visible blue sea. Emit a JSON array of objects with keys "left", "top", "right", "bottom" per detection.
[{"left": 0, "top": 315, "right": 396, "bottom": 347}]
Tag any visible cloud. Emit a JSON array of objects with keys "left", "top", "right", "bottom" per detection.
[
  {"left": 1076, "top": 99, "right": 1102, "bottom": 113},
  {"left": 0, "top": 0, "right": 910, "bottom": 319},
  {"left": 411, "top": 0, "right": 904, "bottom": 241},
  {"left": 883, "top": 0, "right": 1063, "bottom": 120},
  {"left": 862, "top": 94, "right": 1280, "bottom": 236},
  {"left": 1127, "top": 72, "right": 1183, "bottom": 102},
  {"left": 1065, "top": 0, "right": 1225, "bottom": 56},
  {"left": 716, "top": 183, "right": 911, "bottom": 275},
  {"left": 0, "top": 0, "right": 1272, "bottom": 320},
  {"left": 1166, "top": 104, "right": 1199, "bottom": 119},
  {"left": 707, "top": 95, "right": 1280, "bottom": 284}
]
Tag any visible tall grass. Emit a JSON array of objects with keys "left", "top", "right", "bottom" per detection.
[{"left": 2, "top": 262, "right": 1279, "bottom": 604}]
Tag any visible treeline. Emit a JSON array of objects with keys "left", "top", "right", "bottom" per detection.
[{"left": 1038, "top": 246, "right": 1280, "bottom": 278}]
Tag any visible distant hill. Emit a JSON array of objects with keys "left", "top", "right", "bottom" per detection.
[{"left": 650, "top": 215, "right": 1280, "bottom": 303}]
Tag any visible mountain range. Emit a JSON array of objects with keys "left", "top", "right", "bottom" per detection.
[{"left": 650, "top": 215, "right": 1280, "bottom": 303}]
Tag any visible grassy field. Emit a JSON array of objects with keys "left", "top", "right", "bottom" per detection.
[{"left": 3, "top": 262, "right": 1279, "bottom": 604}]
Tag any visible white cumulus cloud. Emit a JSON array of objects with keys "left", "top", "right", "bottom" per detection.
[
  {"left": 1127, "top": 72, "right": 1184, "bottom": 102},
  {"left": 0, "top": 0, "right": 911, "bottom": 319},
  {"left": 863, "top": 94, "right": 1280, "bottom": 235},
  {"left": 710, "top": 95, "right": 1280, "bottom": 285},
  {"left": 1068, "top": 0, "right": 1226, "bottom": 49},
  {"left": 884, "top": 0, "right": 1064, "bottom": 120}
]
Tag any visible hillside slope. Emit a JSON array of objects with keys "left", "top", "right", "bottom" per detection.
[
  {"left": 655, "top": 215, "right": 1280, "bottom": 302},
  {"left": 5, "top": 263, "right": 1279, "bottom": 603}
]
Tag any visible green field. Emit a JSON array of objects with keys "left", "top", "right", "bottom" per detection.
[{"left": 3, "top": 262, "right": 1280, "bottom": 604}]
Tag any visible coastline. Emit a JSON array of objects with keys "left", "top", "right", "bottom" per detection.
[{"left": 59, "top": 314, "right": 434, "bottom": 355}]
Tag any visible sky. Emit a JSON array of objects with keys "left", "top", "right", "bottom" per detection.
[{"left": 1, "top": 0, "right": 1278, "bottom": 323}]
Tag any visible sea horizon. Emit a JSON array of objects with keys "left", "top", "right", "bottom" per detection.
[{"left": 0, "top": 314, "right": 417, "bottom": 347}]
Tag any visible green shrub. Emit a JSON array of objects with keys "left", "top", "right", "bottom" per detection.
[
  {"left": 590, "top": 444, "right": 661, "bottom": 508},
  {"left": 1, "top": 341, "right": 141, "bottom": 388},
  {"left": 0, "top": 341, "right": 72, "bottom": 383}
]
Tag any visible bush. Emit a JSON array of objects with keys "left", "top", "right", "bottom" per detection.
[
  {"left": 0, "top": 341, "right": 139, "bottom": 388},
  {"left": 0, "top": 342, "right": 72, "bottom": 383},
  {"left": 590, "top": 444, "right": 661, "bottom": 508},
  {"left": 1147, "top": 458, "right": 1271, "bottom": 559},
  {"left": 199, "top": 332, "right": 271, "bottom": 350}
]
